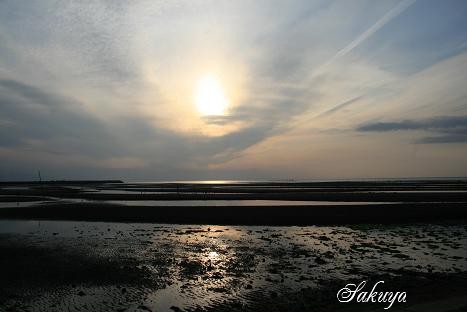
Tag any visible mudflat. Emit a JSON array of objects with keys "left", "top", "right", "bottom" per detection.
[
  {"left": 1, "top": 179, "right": 466, "bottom": 225},
  {"left": 0, "top": 221, "right": 466, "bottom": 311},
  {"left": 1, "top": 180, "right": 467, "bottom": 311}
]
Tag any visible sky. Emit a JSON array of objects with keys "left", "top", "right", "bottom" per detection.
[{"left": 1, "top": 0, "right": 467, "bottom": 181}]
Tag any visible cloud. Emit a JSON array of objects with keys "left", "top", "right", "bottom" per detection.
[
  {"left": 357, "top": 115, "right": 467, "bottom": 143},
  {"left": 314, "top": 95, "right": 364, "bottom": 118},
  {"left": 320, "top": 0, "right": 417, "bottom": 71},
  {"left": 0, "top": 78, "right": 282, "bottom": 177},
  {"left": 1, "top": 1, "right": 467, "bottom": 180},
  {"left": 357, "top": 115, "right": 467, "bottom": 131},
  {"left": 417, "top": 134, "right": 467, "bottom": 144}
]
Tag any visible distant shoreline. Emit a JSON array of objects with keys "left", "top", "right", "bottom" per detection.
[
  {"left": 0, "top": 180, "right": 124, "bottom": 185},
  {"left": 1, "top": 177, "right": 467, "bottom": 184}
]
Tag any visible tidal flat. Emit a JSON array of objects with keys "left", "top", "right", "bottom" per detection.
[
  {"left": 1, "top": 221, "right": 467, "bottom": 311},
  {"left": 1, "top": 179, "right": 467, "bottom": 224},
  {"left": 1, "top": 180, "right": 467, "bottom": 311}
]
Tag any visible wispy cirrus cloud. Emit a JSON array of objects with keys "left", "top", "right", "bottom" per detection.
[{"left": 319, "top": 0, "right": 417, "bottom": 71}]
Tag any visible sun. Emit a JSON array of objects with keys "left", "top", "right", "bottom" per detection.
[{"left": 195, "top": 75, "right": 229, "bottom": 116}]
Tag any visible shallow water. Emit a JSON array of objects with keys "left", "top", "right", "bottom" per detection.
[
  {"left": 0, "top": 201, "right": 53, "bottom": 208},
  {"left": 103, "top": 200, "right": 391, "bottom": 206},
  {"left": 90, "top": 189, "right": 174, "bottom": 194}
]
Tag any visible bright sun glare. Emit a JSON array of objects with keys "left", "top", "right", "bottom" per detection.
[{"left": 195, "top": 76, "right": 229, "bottom": 116}]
